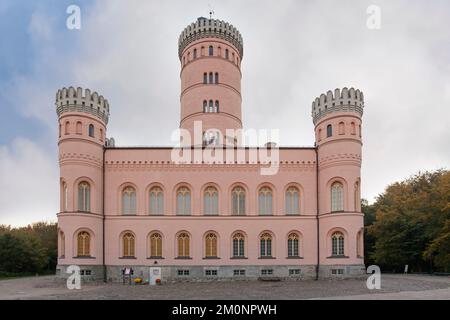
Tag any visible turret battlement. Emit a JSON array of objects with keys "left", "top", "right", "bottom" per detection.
[
  {"left": 178, "top": 17, "right": 244, "bottom": 60},
  {"left": 312, "top": 87, "right": 364, "bottom": 125},
  {"left": 56, "top": 87, "right": 110, "bottom": 124}
]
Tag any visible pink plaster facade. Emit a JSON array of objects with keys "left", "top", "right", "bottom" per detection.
[{"left": 56, "top": 17, "right": 365, "bottom": 281}]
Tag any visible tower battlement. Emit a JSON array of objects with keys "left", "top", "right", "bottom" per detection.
[
  {"left": 311, "top": 87, "right": 364, "bottom": 125},
  {"left": 56, "top": 87, "right": 110, "bottom": 124},
  {"left": 178, "top": 17, "right": 244, "bottom": 59}
]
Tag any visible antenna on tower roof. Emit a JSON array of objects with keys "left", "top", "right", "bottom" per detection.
[{"left": 208, "top": 3, "right": 215, "bottom": 19}]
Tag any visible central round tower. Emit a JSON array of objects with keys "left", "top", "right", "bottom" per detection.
[{"left": 178, "top": 17, "right": 244, "bottom": 146}]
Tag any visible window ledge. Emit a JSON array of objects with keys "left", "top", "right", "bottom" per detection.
[
  {"left": 73, "top": 256, "right": 96, "bottom": 259},
  {"left": 230, "top": 256, "right": 248, "bottom": 260},
  {"left": 147, "top": 256, "right": 165, "bottom": 260},
  {"left": 203, "top": 257, "right": 220, "bottom": 260},
  {"left": 119, "top": 256, "right": 137, "bottom": 260},
  {"left": 327, "top": 255, "right": 349, "bottom": 259},
  {"left": 286, "top": 256, "right": 304, "bottom": 259},
  {"left": 175, "top": 257, "right": 192, "bottom": 260},
  {"left": 258, "top": 256, "right": 276, "bottom": 259}
]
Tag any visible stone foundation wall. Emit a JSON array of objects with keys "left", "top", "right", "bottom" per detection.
[{"left": 57, "top": 264, "right": 366, "bottom": 282}]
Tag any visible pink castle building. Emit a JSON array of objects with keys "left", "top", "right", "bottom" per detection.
[{"left": 56, "top": 17, "right": 365, "bottom": 281}]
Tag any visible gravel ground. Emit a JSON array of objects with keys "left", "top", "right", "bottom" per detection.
[{"left": 0, "top": 274, "right": 449, "bottom": 300}]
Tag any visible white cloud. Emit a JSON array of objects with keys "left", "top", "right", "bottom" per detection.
[{"left": 0, "top": 138, "right": 58, "bottom": 226}]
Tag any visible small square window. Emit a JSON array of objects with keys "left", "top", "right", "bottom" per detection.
[
  {"left": 205, "top": 269, "right": 218, "bottom": 276},
  {"left": 289, "top": 269, "right": 301, "bottom": 276},
  {"left": 261, "top": 269, "right": 273, "bottom": 276},
  {"left": 177, "top": 269, "right": 189, "bottom": 276}
]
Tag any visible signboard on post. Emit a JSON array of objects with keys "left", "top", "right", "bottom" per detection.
[{"left": 149, "top": 267, "right": 162, "bottom": 285}]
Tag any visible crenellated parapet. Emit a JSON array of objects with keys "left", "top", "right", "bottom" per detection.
[
  {"left": 56, "top": 87, "right": 110, "bottom": 124},
  {"left": 311, "top": 88, "right": 364, "bottom": 125},
  {"left": 178, "top": 17, "right": 244, "bottom": 59}
]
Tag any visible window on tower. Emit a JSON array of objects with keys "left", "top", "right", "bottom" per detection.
[
  {"left": 209, "top": 72, "right": 213, "bottom": 84},
  {"left": 88, "top": 124, "right": 95, "bottom": 137},
  {"left": 203, "top": 73, "right": 207, "bottom": 84},
  {"left": 203, "top": 100, "right": 208, "bottom": 113},
  {"left": 215, "top": 101, "right": 219, "bottom": 112},
  {"left": 209, "top": 46, "right": 214, "bottom": 56},
  {"left": 215, "top": 72, "right": 219, "bottom": 84},
  {"left": 193, "top": 48, "right": 197, "bottom": 59},
  {"left": 225, "top": 48, "right": 229, "bottom": 59},
  {"left": 327, "top": 124, "right": 332, "bottom": 138}
]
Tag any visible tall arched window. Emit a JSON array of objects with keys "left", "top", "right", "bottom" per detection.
[
  {"left": 177, "top": 232, "right": 190, "bottom": 257},
  {"left": 122, "top": 187, "right": 137, "bottom": 215},
  {"left": 232, "top": 233, "right": 245, "bottom": 257},
  {"left": 285, "top": 187, "right": 300, "bottom": 215},
  {"left": 193, "top": 48, "right": 197, "bottom": 59},
  {"left": 209, "top": 100, "right": 214, "bottom": 113},
  {"left": 76, "top": 121, "right": 82, "bottom": 135},
  {"left": 59, "top": 231, "right": 65, "bottom": 257},
  {"left": 215, "top": 72, "right": 219, "bottom": 84},
  {"left": 176, "top": 187, "right": 191, "bottom": 215},
  {"left": 258, "top": 187, "right": 273, "bottom": 215},
  {"left": 318, "top": 128, "right": 322, "bottom": 141},
  {"left": 77, "top": 231, "right": 90, "bottom": 257},
  {"left": 225, "top": 48, "right": 229, "bottom": 59},
  {"left": 203, "top": 100, "right": 208, "bottom": 113},
  {"left": 122, "top": 232, "right": 135, "bottom": 257},
  {"left": 287, "top": 233, "right": 299, "bottom": 257},
  {"left": 331, "top": 232, "right": 345, "bottom": 256},
  {"left": 356, "top": 230, "right": 363, "bottom": 257},
  {"left": 354, "top": 181, "right": 360, "bottom": 212},
  {"left": 331, "top": 182, "right": 344, "bottom": 212},
  {"left": 203, "top": 73, "right": 207, "bottom": 84},
  {"left": 78, "top": 182, "right": 90, "bottom": 212},
  {"left": 88, "top": 124, "right": 95, "bottom": 137},
  {"left": 209, "top": 72, "right": 213, "bottom": 84},
  {"left": 61, "top": 181, "right": 68, "bottom": 212},
  {"left": 215, "top": 101, "right": 219, "bottom": 112},
  {"left": 149, "top": 232, "right": 163, "bottom": 258},
  {"left": 205, "top": 233, "right": 218, "bottom": 258},
  {"left": 351, "top": 122, "right": 356, "bottom": 135},
  {"left": 204, "top": 187, "right": 219, "bottom": 215},
  {"left": 65, "top": 121, "right": 70, "bottom": 135},
  {"left": 149, "top": 187, "right": 164, "bottom": 215},
  {"left": 232, "top": 187, "right": 246, "bottom": 215},
  {"left": 327, "top": 124, "right": 333, "bottom": 137},
  {"left": 339, "top": 122, "right": 345, "bottom": 135},
  {"left": 209, "top": 45, "right": 214, "bottom": 56},
  {"left": 260, "top": 233, "right": 273, "bottom": 257}
]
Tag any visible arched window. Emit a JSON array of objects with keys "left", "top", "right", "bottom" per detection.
[
  {"left": 331, "top": 182, "right": 344, "bottom": 212},
  {"left": 232, "top": 233, "right": 245, "bottom": 257},
  {"left": 65, "top": 121, "right": 70, "bottom": 135},
  {"left": 78, "top": 182, "right": 90, "bottom": 212},
  {"left": 359, "top": 124, "right": 362, "bottom": 137},
  {"left": 318, "top": 128, "right": 322, "bottom": 141},
  {"left": 122, "top": 187, "right": 137, "bottom": 215},
  {"left": 260, "top": 233, "right": 273, "bottom": 257},
  {"left": 209, "top": 100, "right": 214, "bottom": 113},
  {"left": 354, "top": 181, "right": 360, "bottom": 212},
  {"left": 176, "top": 187, "right": 191, "bottom": 215},
  {"left": 149, "top": 187, "right": 164, "bottom": 215},
  {"left": 285, "top": 187, "right": 300, "bottom": 215},
  {"left": 203, "top": 100, "right": 208, "bottom": 113},
  {"left": 122, "top": 232, "right": 135, "bottom": 257},
  {"left": 204, "top": 187, "right": 219, "bottom": 215},
  {"left": 232, "top": 187, "right": 245, "bottom": 215},
  {"left": 77, "top": 231, "right": 90, "bottom": 257},
  {"left": 203, "top": 73, "right": 207, "bottom": 84},
  {"left": 339, "top": 122, "right": 345, "bottom": 135},
  {"left": 99, "top": 128, "right": 103, "bottom": 142},
  {"left": 327, "top": 124, "right": 332, "bottom": 138},
  {"left": 76, "top": 121, "right": 82, "bottom": 135},
  {"left": 149, "top": 232, "right": 163, "bottom": 258},
  {"left": 59, "top": 231, "right": 65, "bottom": 257},
  {"left": 209, "top": 45, "right": 214, "bottom": 56},
  {"left": 356, "top": 230, "right": 363, "bottom": 257},
  {"left": 215, "top": 101, "right": 219, "bottom": 113},
  {"left": 215, "top": 72, "right": 219, "bottom": 84},
  {"left": 287, "top": 233, "right": 299, "bottom": 257},
  {"left": 88, "top": 124, "right": 95, "bottom": 137},
  {"left": 225, "top": 48, "right": 229, "bottom": 59},
  {"left": 209, "top": 72, "right": 213, "bottom": 84},
  {"left": 331, "top": 232, "right": 345, "bottom": 256},
  {"left": 177, "top": 232, "right": 190, "bottom": 257},
  {"left": 351, "top": 122, "right": 356, "bottom": 135},
  {"left": 205, "top": 233, "right": 218, "bottom": 258},
  {"left": 258, "top": 187, "right": 273, "bottom": 215},
  {"left": 61, "top": 181, "right": 68, "bottom": 212},
  {"left": 201, "top": 46, "right": 205, "bottom": 56},
  {"left": 193, "top": 48, "right": 197, "bottom": 59}
]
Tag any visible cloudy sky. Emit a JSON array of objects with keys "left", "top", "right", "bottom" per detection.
[{"left": 0, "top": 0, "right": 449, "bottom": 226}]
